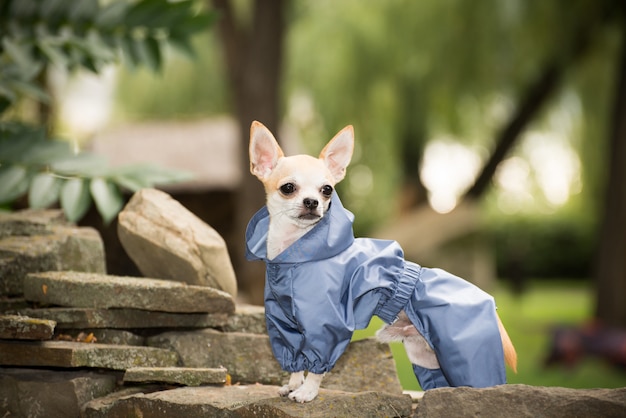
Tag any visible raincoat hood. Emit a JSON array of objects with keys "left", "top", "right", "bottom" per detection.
[{"left": 245, "top": 193, "right": 356, "bottom": 263}]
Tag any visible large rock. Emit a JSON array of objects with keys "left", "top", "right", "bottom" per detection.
[
  {"left": 415, "top": 384, "right": 626, "bottom": 418},
  {"left": 147, "top": 329, "right": 403, "bottom": 394},
  {"left": 24, "top": 271, "right": 235, "bottom": 314},
  {"left": 0, "top": 368, "right": 116, "bottom": 418},
  {"left": 83, "top": 385, "right": 413, "bottom": 418},
  {"left": 117, "top": 188, "right": 237, "bottom": 297},
  {"left": 0, "top": 340, "right": 179, "bottom": 369},
  {"left": 17, "top": 307, "right": 230, "bottom": 329}
]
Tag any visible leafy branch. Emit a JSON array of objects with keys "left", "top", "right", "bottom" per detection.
[
  {"left": 0, "top": 0, "right": 215, "bottom": 107},
  {"left": 0, "top": 0, "right": 215, "bottom": 223},
  {"left": 0, "top": 123, "right": 192, "bottom": 223}
]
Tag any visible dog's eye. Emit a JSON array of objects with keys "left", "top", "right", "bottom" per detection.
[
  {"left": 280, "top": 183, "right": 296, "bottom": 195},
  {"left": 321, "top": 185, "right": 333, "bottom": 197}
]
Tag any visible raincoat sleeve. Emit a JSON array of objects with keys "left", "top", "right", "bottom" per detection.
[
  {"left": 404, "top": 267, "right": 507, "bottom": 389},
  {"left": 281, "top": 240, "right": 415, "bottom": 374},
  {"left": 263, "top": 263, "right": 357, "bottom": 375}
]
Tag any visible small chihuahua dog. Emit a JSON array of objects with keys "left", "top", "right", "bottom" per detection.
[{"left": 247, "top": 121, "right": 517, "bottom": 403}]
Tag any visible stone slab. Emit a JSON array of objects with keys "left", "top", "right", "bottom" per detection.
[
  {"left": 416, "top": 384, "right": 626, "bottom": 418},
  {"left": 0, "top": 248, "right": 56, "bottom": 296},
  {"left": 51, "top": 225, "right": 106, "bottom": 274},
  {"left": 16, "top": 307, "right": 230, "bottom": 329},
  {"left": 118, "top": 188, "right": 237, "bottom": 296},
  {"left": 148, "top": 330, "right": 403, "bottom": 394},
  {"left": 0, "top": 368, "right": 116, "bottom": 418},
  {"left": 123, "top": 367, "right": 227, "bottom": 386},
  {"left": 57, "top": 328, "right": 145, "bottom": 346},
  {"left": 0, "top": 226, "right": 106, "bottom": 296},
  {"left": 147, "top": 328, "right": 285, "bottom": 385},
  {"left": 0, "top": 297, "right": 29, "bottom": 312},
  {"left": 0, "top": 209, "right": 68, "bottom": 238},
  {"left": 83, "top": 384, "right": 413, "bottom": 418},
  {"left": 24, "top": 271, "right": 235, "bottom": 314},
  {"left": 222, "top": 304, "right": 266, "bottom": 334},
  {"left": 0, "top": 340, "right": 179, "bottom": 370},
  {"left": 0, "top": 314, "right": 56, "bottom": 340}
]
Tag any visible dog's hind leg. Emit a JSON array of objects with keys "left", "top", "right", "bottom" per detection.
[{"left": 376, "top": 310, "right": 440, "bottom": 369}]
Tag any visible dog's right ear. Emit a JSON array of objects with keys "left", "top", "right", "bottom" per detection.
[{"left": 250, "top": 121, "right": 284, "bottom": 181}]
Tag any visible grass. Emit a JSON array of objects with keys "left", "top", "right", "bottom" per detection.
[{"left": 352, "top": 280, "right": 626, "bottom": 390}]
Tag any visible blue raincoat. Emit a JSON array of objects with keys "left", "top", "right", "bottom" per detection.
[{"left": 245, "top": 193, "right": 506, "bottom": 389}]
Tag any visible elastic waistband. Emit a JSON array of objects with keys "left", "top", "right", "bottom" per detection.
[{"left": 375, "top": 262, "right": 421, "bottom": 324}]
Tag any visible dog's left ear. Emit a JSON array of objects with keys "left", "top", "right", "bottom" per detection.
[{"left": 319, "top": 125, "right": 354, "bottom": 183}]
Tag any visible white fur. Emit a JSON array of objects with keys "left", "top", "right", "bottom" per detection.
[{"left": 376, "top": 311, "right": 440, "bottom": 369}]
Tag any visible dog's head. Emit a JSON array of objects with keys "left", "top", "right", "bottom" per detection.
[{"left": 249, "top": 121, "right": 354, "bottom": 228}]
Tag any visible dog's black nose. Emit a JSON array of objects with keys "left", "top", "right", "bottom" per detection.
[{"left": 303, "top": 198, "right": 318, "bottom": 209}]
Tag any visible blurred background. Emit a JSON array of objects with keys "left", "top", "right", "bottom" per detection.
[{"left": 1, "top": 0, "right": 625, "bottom": 390}]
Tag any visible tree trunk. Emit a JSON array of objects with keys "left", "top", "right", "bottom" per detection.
[
  {"left": 594, "top": 20, "right": 626, "bottom": 328},
  {"left": 212, "top": 0, "right": 285, "bottom": 304},
  {"left": 398, "top": 79, "right": 429, "bottom": 211}
]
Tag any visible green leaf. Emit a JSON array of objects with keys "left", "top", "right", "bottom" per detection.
[
  {"left": 20, "top": 139, "right": 71, "bottom": 165},
  {"left": 111, "top": 174, "right": 147, "bottom": 192},
  {"left": 0, "top": 126, "right": 44, "bottom": 162},
  {"left": 50, "top": 152, "right": 107, "bottom": 176},
  {"left": 37, "top": 40, "right": 69, "bottom": 67},
  {"left": 29, "top": 172, "right": 62, "bottom": 208},
  {"left": 114, "top": 163, "right": 193, "bottom": 187},
  {"left": 0, "top": 165, "right": 30, "bottom": 204},
  {"left": 9, "top": 79, "right": 50, "bottom": 103},
  {"left": 2, "top": 38, "right": 32, "bottom": 70},
  {"left": 167, "top": 33, "right": 196, "bottom": 59},
  {"left": 68, "top": 0, "right": 98, "bottom": 22},
  {"left": 90, "top": 177, "right": 123, "bottom": 224},
  {"left": 96, "top": 1, "right": 130, "bottom": 28},
  {"left": 178, "top": 13, "right": 218, "bottom": 34},
  {"left": 40, "top": 0, "right": 70, "bottom": 24},
  {"left": 133, "top": 36, "right": 162, "bottom": 72},
  {"left": 0, "top": 84, "right": 18, "bottom": 103},
  {"left": 60, "top": 177, "right": 91, "bottom": 222},
  {"left": 117, "top": 35, "right": 139, "bottom": 68},
  {"left": 125, "top": 0, "right": 167, "bottom": 27}
]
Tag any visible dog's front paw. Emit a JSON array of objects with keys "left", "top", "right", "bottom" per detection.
[
  {"left": 286, "top": 372, "right": 323, "bottom": 403},
  {"left": 288, "top": 384, "right": 319, "bottom": 403},
  {"left": 278, "top": 371, "right": 304, "bottom": 397},
  {"left": 278, "top": 384, "right": 291, "bottom": 397}
]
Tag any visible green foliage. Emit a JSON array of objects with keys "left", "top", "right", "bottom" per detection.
[
  {"left": 488, "top": 213, "right": 596, "bottom": 280},
  {"left": 0, "top": 122, "right": 192, "bottom": 223},
  {"left": 284, "top": 0, "right": 618, "bottom": 234},
  {"left": 114, "top": 32, "right": 229, "bottom": 120},
  {"left": 0, "top": 0, "right": 214, "bottom": 106},
  {"left": 0, "top": 0, "right": 214, "bottom": 223}
]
